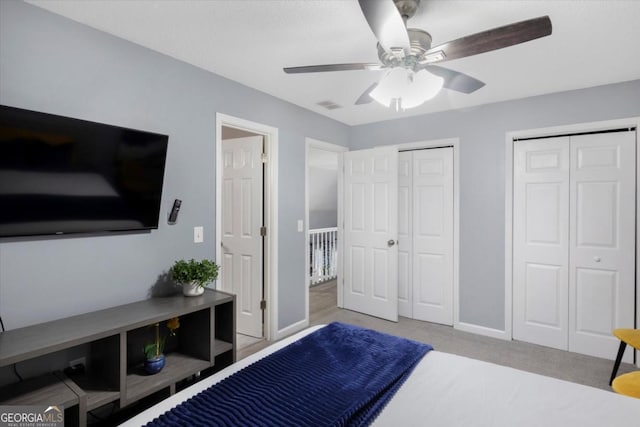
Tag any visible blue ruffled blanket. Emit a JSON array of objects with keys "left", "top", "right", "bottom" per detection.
[{"left": 147, "top": 322, "right": 432, "bottom": 427}]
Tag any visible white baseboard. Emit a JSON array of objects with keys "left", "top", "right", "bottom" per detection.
[
  {"left": 274, "top": 318, "right": 309, "bottom": 341},
  {"left": 455, "top": 321, "right": 510, "bottom": 341}
]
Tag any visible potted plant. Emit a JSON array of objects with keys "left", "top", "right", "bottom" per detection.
[
  {"left": 143, "top": 317, "right": 180, "bottom": 374},
  {"left": 170, "top": 259, "right": 219, "bottom": 296}
]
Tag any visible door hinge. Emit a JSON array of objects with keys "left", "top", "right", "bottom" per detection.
[
  {"left": 261, "top": 153, "right": 267, "bottom": 163},
  {"left": 260, "top": 300, "right": 266, "bottom": 310},
  {"left": 260, "top": 226, "right": 267, "bottom": 236}
]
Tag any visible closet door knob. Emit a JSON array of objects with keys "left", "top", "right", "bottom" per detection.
[
  {"left": 593, "top": 256, "right": 601, "bottom": 262},
  {"left": 387, "top": 239, "right": 396, "bottom": 247}
]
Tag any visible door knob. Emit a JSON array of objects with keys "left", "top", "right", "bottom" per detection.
[
  {"left": 593, "top": 256, "right": 601, "bottom": 262},
  {"left": 387, "top": 239, "right": 397, "bottom": 247}
]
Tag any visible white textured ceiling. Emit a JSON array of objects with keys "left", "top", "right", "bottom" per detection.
[{"left": 26, "top": 0, "right": 640, "bottom": 126}]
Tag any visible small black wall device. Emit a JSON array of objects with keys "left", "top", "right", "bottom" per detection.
[{"left": 168, "top": 199, "right": 182, "bottom": 224}]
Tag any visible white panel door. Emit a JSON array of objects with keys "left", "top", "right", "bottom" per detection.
[
  {"left": 569, "top": 132, "right": 635, "bottom": 361},
  {"left": 412, "top": 147, "right": 454, "bottom": 325},
  {"left": 221, "top": 136, "right": 263, "bottom": 338},
  {"left": 398, "top": 152, "right": 413, "bottom": 318},
  {"left": 513, "top": 137, "right": 570, "bottom": 350},
  {"left": 343, "top": 146, "right": 399, "bottom": 321}
]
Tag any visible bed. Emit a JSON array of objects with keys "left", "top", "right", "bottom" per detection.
[{"left": 122, "top": 323, "right": 640, "bottom": 426}]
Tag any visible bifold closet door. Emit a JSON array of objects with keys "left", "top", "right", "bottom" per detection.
[
  {"left": 568, "top": 132, "right": 635, "bottom": 360},
  {"left": 513, "top": 131, "right": 635, "bottom": 360},
  {"left": 513, "top": 137, "right": 570, "bottom": 350},
  {"left": 412, "top": 148, "right": 454, "bottom": 324},
  {"left": 397, "top": 148, "right": 454, "bottom": 325},
  {"left": 398, "top": 152, "right": 413, "bottom": 318}
]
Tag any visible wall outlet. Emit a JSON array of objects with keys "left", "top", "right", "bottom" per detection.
[
  {"left": 194, "top": 226, "right": 204, "bottom": 243},
  {"left": 297, "top": 219, "right": 304, "bottom": 232},
  {"left": 69, "top": 357, "right": 85, "bottom": 368}
]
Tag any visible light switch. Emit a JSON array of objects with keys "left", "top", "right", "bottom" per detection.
[
  {"left": 297, "top": 220, "right": 304, "bottom": 232},
  {"left": 194, "top": 226, "right": 204, "bottom": 243}
]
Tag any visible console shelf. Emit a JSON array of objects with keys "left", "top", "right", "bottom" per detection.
[
  {"left": 0, "top": 373, "right": 77, "bottom": 406},
  {"left": 0, "top": 290, "right": 235, "bottom": 426},
  {"left": 125, "top": 352, "right": 210, "bottom": 404},
  {"left": 66, "top": 371, "right": 120, "bottom": 411},
  {"left": 214, "top": 339, "right": 234, "bottom": 356}
]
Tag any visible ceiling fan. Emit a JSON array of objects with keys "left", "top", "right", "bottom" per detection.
[{"left": 284, "top": 0, "right": 552, "bottom": 109}]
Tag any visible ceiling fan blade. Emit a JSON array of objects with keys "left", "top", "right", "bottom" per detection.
[
  {"left": 422, "top": 16, "right": 552, "bottom": 64},
  {"left": 358, "top": 0, "right": 410, "bottom": 54},
  {"left": 424, "top": 65, "right": 485, "bottom": 94},
  {"left": 355, "top": 82, "right": 379, "bottom": 105},
  {"left": 283, "top": 63, "right": 382, "bottom": 74}
]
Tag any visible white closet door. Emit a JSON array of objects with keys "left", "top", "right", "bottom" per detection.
[
  {"left": 513, "top": 137, "right": 570, "bottom": 349},
  {"left": 343, "top": 146, "right": 399, "bottom": 322},
  {"left": 412, "top": 147, "right": 454, "bottom": 325},
  {"left": 569, "top": 132, "right": 635, "bottom": 361},
  {"left": 398, "top": 152, "right": 413, "bottom": 318}
]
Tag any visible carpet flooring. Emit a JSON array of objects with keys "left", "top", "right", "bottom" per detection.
[{"left": 239, "top": 280, "right": 636, "bottom": 392}]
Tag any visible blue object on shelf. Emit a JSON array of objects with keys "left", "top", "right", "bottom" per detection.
[{"left": 144, "top": 354, "right": 166, "bottom": 375}]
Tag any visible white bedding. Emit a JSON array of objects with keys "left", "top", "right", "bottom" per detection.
[{"left": 122, "top": 325, "right": 640, "bottom": 427}]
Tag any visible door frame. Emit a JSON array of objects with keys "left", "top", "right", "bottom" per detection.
[
  {"left": 336, "top": 138, "right": 460, "bottom": 326},
  {"left": 304, "top": 138, "right": 348, "bottom": 324},
  {"left": 216, "top": 113, "right": 279, "bottom": 341},
  {"left": 505, "top": 117, "right": 640, "bottom": 359}
]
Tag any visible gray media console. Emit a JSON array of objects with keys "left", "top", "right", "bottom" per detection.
[{"left": 0, "top": 289, "right": 236, "bottom": 426}]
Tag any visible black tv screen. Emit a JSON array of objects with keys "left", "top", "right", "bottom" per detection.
[{"left": 0, "top": 105, "right": 169, "bottom": 238}]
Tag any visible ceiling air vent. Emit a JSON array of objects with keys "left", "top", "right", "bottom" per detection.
[{"left": 317, "top": 100, "right": 342, "bottom": 110}]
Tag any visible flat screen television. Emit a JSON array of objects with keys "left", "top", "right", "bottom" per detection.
[{"left": 0, "top": 105, "right": 169, "bottom": 238}]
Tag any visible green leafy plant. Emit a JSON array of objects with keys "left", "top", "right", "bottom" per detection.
[
  {"left": 144, "top": 317, "right": 180, "bottom": 359},
  {"left": 170, "top": 259, "right": 219, "bottom": 288}
]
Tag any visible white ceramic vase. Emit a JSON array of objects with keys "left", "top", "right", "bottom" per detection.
[{"left": 182, "top": 282, "right": 205, "bottom": 297}]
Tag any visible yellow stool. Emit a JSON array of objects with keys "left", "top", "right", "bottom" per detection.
[
  {"left": 610, "top": 329, "right": 640, "bottom": 385},
  {"left": 612, "top": 371, "right": 640, "bottom": 399}
]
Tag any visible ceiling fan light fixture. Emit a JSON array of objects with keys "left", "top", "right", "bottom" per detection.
[
  {"left": 408, "top": 68, "right": 444, "bottom": 104},
  {"left": 421, "top": 50, "right": 446, "bottom": 64},
  {"left": 369, "top": 68, "right": 409, "bottom": 107},
  {"left": 369, "top": 68, "right": 443, "bottom": 110}
]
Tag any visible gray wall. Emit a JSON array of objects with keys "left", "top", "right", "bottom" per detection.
[
  {"left": 308, "top": 169, "right": 338, "bottom": 229},
  {"left": 309, "top": 209, "right": 338, "bottom": 229},
  {"left": 1, "top": 1, "right": 639, "bottom": 339},
  {"left": 0, "top": 1, "right": 349, "bottom": 331},
  {"left": 349, "top": 79, "right": 640, "bottom": 330},
  {"left": 308, "top": 148, "right": 338, "bottom": 229}
]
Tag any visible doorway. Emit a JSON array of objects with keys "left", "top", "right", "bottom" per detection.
[
  {"left": 304, "top": 138, "right": 347, "bottom": 325},
  {"left": 335, "top": 138, "right": 460, "bottom": 326},
  {"left": 216, "top": 113, "right": 278, "bottom": 341}
]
